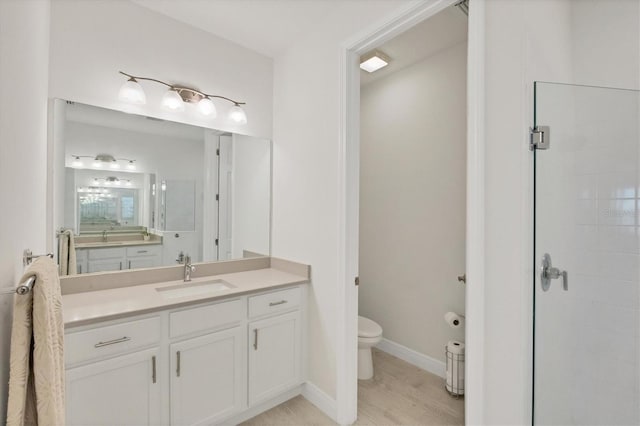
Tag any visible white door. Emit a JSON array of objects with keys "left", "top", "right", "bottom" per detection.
[
  {"left": 218, "top": 135, "right": 233, "bottom": 260},
  {"left": 170, "top": 327, "right": 245, "bottom": 425},
  {"left": 66, "top": 348, "right": 160, "bottom": 426},
  {"left": 248, "top": 310, "right": 302, "bottom": 405}
]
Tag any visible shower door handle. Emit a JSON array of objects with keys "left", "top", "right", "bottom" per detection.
[{"left": 540, "top": 253, "right": 568, "bottom": 292}]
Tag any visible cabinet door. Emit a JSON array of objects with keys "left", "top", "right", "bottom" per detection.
[
  {"left": 248, "top": 310, "right": 302, "bottom": 406},
  {"left": 66, "top": 348, "right": 160, "bottom": 426},
  {"left": 87, "top": 258, "right": 124, "bottom": 273},
  {"left": 127, "top": 257, "right": 160, "bottom": 270},
  {"left": 170, "top": 327, "right": 245, "bottom": 426}
]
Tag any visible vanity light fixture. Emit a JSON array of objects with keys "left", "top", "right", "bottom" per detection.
[
  {"left": 359, "top": 50, "right": 391, "bottom": 73},
  {"left": 71, "top": 156, "right": 84, "bottom": 167},
  {"left": 71, "top": 154, "right": 136, "bottom": 170},
  {"left": 92, "top": 176, "right": 132, "bottom": 187},
  {"left": 118, "top": 71, "right": 247, "bottom": 123}
]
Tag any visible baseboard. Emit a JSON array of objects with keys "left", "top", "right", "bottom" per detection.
[
  {"left": 301, "top": 381, "right": 338, "bottom": 423},
  {"left": 376, "top": 338, "right": 446, "bottom": 379}
]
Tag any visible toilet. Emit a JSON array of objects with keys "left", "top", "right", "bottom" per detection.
[{"left": 358, "top": 316, "right": 383, "bottom": 380}]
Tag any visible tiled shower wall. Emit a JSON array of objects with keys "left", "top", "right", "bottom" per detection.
[{"left": 535, "top": 84, "right": 639, "bottom": 425}]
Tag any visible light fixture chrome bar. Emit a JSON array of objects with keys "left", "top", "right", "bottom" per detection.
[{"left": 119, "top": 71, "right": 246, "bottom": 105}]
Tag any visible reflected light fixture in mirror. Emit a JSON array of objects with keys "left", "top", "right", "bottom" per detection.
[
  {"left": 118, "top": 71, "right": 245, "bottom": 123},
  {"left": 71, "top": 154, "right": 136, "bottom": 170}
]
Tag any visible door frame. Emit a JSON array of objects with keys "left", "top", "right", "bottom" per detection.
[{"left": 336, "top": 0, "right": 486, "bottom": 424}]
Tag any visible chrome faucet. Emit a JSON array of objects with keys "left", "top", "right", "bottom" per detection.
[{"left": 183, "top": 255, "right": 195, "bottom": 282}]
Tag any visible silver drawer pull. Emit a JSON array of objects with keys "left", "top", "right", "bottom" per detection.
[
  {"left": 94, "top": 336, "right": 130, "bottom": 348},
  {"left": 269, "top": 300, "right": 287, "bottom": 307},
  {"left": 152, "top": 356, "right": 157, "bottom": 384}
]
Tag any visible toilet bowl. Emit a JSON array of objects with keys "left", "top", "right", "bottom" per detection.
[{"left": 358, "top": 316, "right": 383, "bottom": 380}]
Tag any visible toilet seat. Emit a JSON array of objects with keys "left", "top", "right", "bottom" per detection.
[{"left": 358, "top": 316, "right": 382, "bottom": 338}]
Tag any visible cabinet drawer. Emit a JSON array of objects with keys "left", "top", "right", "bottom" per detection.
[
  {"left": 88, "top": 247, "right": 126, "bottom": 260},
  {"left": 170, "top": 299, "right": 245, "bottom": 338},
  {"left": 248, "top": 287, "right": 301, "bottom": 319},
  {"left": 66, "top": 316, "right": 161, "bottom": 365},
  {"left": 126, "top": 245, "right": 161, "bottom": 258}
]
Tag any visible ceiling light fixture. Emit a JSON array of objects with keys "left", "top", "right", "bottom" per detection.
[
  {"left": 118, "top": 71, "right": 245, "bottom": 124},
  {"left": 359, "top": 50, "right": 391, "bottom": 73}
]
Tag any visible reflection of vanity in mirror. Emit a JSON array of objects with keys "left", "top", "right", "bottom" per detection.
[{"left": 50, "top": 99, "right": 271, "bottom": 274}]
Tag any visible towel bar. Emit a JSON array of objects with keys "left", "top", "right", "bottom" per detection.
[
  {"left": 23, "top": 249, "right": 54, "bottom": 267},
  {"left": 15, "top": 275, "right": 37, "bottom": 295}
]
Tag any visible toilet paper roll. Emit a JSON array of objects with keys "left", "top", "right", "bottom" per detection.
[
  {"left": 444, "top": 311, "right": 465, "bottom": 329},
  {"left": 446, "top": 340, "right": 465, "bottom": 355}
]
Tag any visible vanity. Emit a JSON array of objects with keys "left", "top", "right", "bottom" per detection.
[
  {"left": 47, "top": 98, "right": 303, "bottom": 425},
  {"left": 62, "top": 257, "right": 309, "bottom": 426}
]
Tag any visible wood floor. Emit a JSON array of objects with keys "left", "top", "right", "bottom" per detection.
[{"left": 240, "top": 348, "right": 464, "bottom": 426}]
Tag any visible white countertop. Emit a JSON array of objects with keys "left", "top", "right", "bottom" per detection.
[{"left": 63, "top": 267, "right": 308, "bottom": 328}]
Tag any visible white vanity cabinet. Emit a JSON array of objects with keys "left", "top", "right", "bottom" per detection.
[
  {"left": 64, "top": 284, "right": 305, "bottom": 426},
  {"left": 247, "top": 287, "right": 303, "bottom": 406},
  {"left": 170, "top": 327, "right": 245, "bottom": 425},
  {"left": 65, "top": 316, "right": 162, "bottom": 426},
  {"left": 66, "top": 348, "right": 161, "bottom": 426},
  {"left": 78, "top": 244, "right": 162, "bottom": 273}
]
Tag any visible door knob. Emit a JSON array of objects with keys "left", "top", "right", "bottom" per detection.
[{"left": 540, "top": 253, "right": 568, "bottom": 292}]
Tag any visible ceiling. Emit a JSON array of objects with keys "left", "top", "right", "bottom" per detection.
[
  {"left": 132, "top": 0, "right": 344, "bottom": 57},
  {"left": 360, "top": 6, "right": 468, "bottom": 86},
  {"left": 131, "top": 0, "right": 467, "bottom": 85}
]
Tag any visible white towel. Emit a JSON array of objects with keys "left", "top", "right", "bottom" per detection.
[
  {"left": 58, "top": 229, "right": 77, "bottom": 276},
  {"left": 6, "top": 257, "right": 65, "bottom": 426}
]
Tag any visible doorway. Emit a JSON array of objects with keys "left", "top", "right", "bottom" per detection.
[{"left": 337, "top": 0, "right": 484, "bottom": 424}]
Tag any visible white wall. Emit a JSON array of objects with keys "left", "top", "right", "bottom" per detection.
[
  {"left": 48, "top": 0, "right": 273, "bottom": 139},
  {"left": 272, "top": 0, "right": 418, "bottom": 401},
  {"left": 0, "top": 0, "right": 51, "bottom": 420},
  {"left": 359, "top": 42, "right": 467, "bottom": 362},
  {"left": 231, "top": 135, "right": 271, "bottom": 258}
]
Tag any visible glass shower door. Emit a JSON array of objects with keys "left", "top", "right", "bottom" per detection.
[{"left": 534, "top": 82, "right": 640, "bottom": 425}]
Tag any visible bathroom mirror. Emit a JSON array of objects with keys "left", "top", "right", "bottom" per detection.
[{"left": 48, "top": 99, "right": 271, "bottom": 274}]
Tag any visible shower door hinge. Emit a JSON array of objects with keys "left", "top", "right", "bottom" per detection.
[{"left": 529, "top": 126, "right": 550, "bottom": 151}]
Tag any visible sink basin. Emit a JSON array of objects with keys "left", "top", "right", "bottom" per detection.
[{"left": 156, "top": 280, "right": 234, "bottom": 300}]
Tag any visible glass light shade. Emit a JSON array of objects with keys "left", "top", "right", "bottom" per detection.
[
  {"left": 228, "top": 105, "right": 248, "bottom": 124},
  {"left": 162, "top": 90, "right": 185, "bottom": 111},
  {"left": 92, "top": 161, "right": 102, "bottom": 168},
  {"left": 110, "top": 162, "right": 120, "bottom": 169},
  {"left": 118, "top": 79, "right": 146, "bottom": 104},
  {"left": 72, "top": 157, "right": 83, "bottom": 167},
  {"left": 198, "top": 97, "right": 217, "bottom": 117},
  {"left": 126, "top": 181, "right": 132, "bottom": 186},
  {"left": 115, "top": 180, "right": 121, "bottom": 186},
  {"left": 127, "top": 161, "right": 136, "bottom": 170}
]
